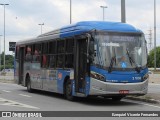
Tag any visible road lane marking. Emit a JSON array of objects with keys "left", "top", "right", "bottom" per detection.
[
  {"left": 0, "top": 97, "right": 39, "bottom": 109},
  {"left": 19, "top": 94, "right": 32, "bottom": 97},
  {"left": 2, "top": 90, "right": 11, "bottom": 93}
]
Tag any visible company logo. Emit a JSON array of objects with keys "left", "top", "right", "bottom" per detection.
[
  {"left": 2, "top": 112, "right": 11, "bottom": 117},
  {"left": 1, "top": 112, "right": 42, "bottom": 118}
]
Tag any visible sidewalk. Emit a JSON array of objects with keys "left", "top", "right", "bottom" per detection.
[{"left": 0, "top": 74, "right": 14, "bottom": 83}]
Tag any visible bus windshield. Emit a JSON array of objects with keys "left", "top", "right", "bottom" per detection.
[{"left": 93, "top": 32, "right": 147, "bottom": 71}]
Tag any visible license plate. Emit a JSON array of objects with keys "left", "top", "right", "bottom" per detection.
[{"left": 119, "top": 90, "right": 129, "bottom": 94}]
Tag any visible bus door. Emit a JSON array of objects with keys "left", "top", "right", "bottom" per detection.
[
  {"left": 75, "top": 37, "right": 88, "bottom": 94},
  {"left": 19, "top": 47, "right": 25, "bottom": 84}
]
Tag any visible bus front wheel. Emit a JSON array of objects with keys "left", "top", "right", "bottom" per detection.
[{"left": 65, "top": 80, "right": 75, "bottom": 101}]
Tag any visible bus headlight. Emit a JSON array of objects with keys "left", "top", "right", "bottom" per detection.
[
  {"left": 142, "top": 73, "right": 149, "bottom": 81},
  {"left": 90, "top": 71, "right": 105, "bottom": 81}
]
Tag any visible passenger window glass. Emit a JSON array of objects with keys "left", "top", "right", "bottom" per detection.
[
  {"left": 65, "top": 54, "right": 74, "bottom": 68},
  {"left": 66, "top": 39, "right": 74, "bottom": 53},
  {"left": 49, "top": 55, "right": 56, "bottom": 68},
  {"left": 42, "top": 55, "right": 48, "bottom": 68},
  {"left": 57, "top": 55, "right": 64, "bottom": 68},
  {"left": 25, "top": 45, "right": 32, "bottom": 61},
  {"left": 41, "top": 43, "right": 48, "bottom": 68},
  {"left": 42, "top": 43, "right": 48, "bottom": 54},
  {"left": 57, "top": 41, "right": 65, "bottom": 53},
  {"left": 49, "top": 41, "right": 56, "bottom": 54},
  {"left": 33, "top": 44, "right": 41, "bottom": 62}
]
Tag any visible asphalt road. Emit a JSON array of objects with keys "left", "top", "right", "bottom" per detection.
[
  {"left": 0, "top": 83, "right": 160, "bottom": 120},
  {"left": 148, "top": 83, "right": 160, "bottom": 94},
  {"left": 0, "top": 83, "right": 160, "bottom": 111}
]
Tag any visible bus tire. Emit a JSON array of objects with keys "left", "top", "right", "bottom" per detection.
[
  {"left": 112, "top": 96, "right": 123, "bottom": 101},
  {"left": 26, "top": 76, "right": 33, "bottom": 93},
  {"left": 65, "top": 80, "right": 75, "bottom": 101}
]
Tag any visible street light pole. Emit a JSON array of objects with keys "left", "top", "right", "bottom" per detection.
[
  {"left": 70, "top": 0, "right": 72, "bottom": 24},
  {"left": 0, "top": 3, "right": 9, "bottom": 72},
  {"left": 38, "top": 23, "right": 44, "bottom": 35},
  {"left": 121, "top": 0, "right": 126, "bottom": 23},
  {"left": 100, "top": 6, "right": 107, "bottom": 21},
  {"left": 154, "top": 0, "right": 156, "bottom": 70}
]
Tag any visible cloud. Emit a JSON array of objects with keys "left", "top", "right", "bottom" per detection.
[{"left": 0, "top": 0, "right": 160, "bottom": 54}]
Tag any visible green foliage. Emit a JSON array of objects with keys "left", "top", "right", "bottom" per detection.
[
  {"left": 148, "top": 46, "right": 160, "bottom": 68},
  {"left": 0, "top": 52, "right": 14, "bottom": 71}
]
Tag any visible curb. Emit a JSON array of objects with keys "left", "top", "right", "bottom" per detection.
[{"left": 125, "top": 96, "right": 160, "bottom": 104}]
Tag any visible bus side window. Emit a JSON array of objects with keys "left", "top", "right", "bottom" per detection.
[
  {"left": 57, "top": 40, "right": 65, "bottom": 68},
  {"left": 42, "top": 55, "right": 48, "bottom": 67},
  {"left": 25, "top": 46, "right": 32, "bottom": 61},
  {"left": 65, "top": 54, "right": 73, "bottom": 68},
  {"left": 49, "top": 55, "right": 56, "bottom": 68},
  {"left": 33, "top": 49, "right": 40, "bottom": 61},
  {"left": 65, "top": 39, "right": 74, "bottom": 68},
  {"left": 57, "top": 40, "right": 65, "bottom": 53},
  {"left": 33, "top": 44, "right": 41, "bottom": 62},
  {"left": 66, "top": 39, "right": 74, "bottom": 53},
  {"left": 41, "top": 42, "right": 48, "bottom": 68},
  {"left": 49, "top": 41, "right": 56, "bottom": 68}
]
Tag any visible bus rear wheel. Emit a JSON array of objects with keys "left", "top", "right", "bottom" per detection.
[
  {"left": 65, "top": 80, "right": 75, "bottom": 101},
  {"left": 26, "top": 76, "right": 33, "bottom": 93}
]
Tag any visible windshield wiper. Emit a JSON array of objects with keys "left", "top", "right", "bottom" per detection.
[
  {"left": 108, "top": 56, "right": 116, "bottom": 73},
  {"left": 126, "top": 49, "right": 140, "bottom": 73}
]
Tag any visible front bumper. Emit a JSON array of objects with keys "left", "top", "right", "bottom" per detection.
[{"left": 89, "top": 78, "right": 148, "bottom": 96}]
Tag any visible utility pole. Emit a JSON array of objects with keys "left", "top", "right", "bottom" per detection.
[
  {"left": 100, "top": 6, "right": 108, "bottom": 21},
  {"left": 70, "top": 0, "right": 72, "bottom": 24},
  {"left": 121, "top": 0, "right": 126, "bottom": 23},
  {"left": 148, "top": 29, "right": 152, "bottom": 52},
  {"left": 154, "top": 0, "right": 156, "bottom": 70},
  {"left": 38, "top": 23, "right": 44, "bottom": 35},
  {"left": 0, "top": 3, "right": 9, "bottom": 72}
]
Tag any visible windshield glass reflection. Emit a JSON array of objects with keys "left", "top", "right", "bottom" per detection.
[{"left": 93, "top": 32, "right": 147, "bottom": 71}]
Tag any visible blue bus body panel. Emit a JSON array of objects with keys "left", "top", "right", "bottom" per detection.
[
  {"left": 90, "top": 66, "right": 148, "bottom": 83},
  {"left": 59, "top": 21, "right": 142, "bottom": 38},
  {"left": 85, "top": 76, "right": 90, "bottom": 96},
  {"left": 57, "top": 69, "right": 70, "bottom": 94}
]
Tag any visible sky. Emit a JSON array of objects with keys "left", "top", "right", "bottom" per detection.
[{"left": 0, "top": 0, "right": 160, "bottom": 54}]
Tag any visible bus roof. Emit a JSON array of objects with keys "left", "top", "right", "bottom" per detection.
[
  {"left": 17, "top": 21, "right": 143, "bottom": 45},
  {"left": 39, "top": 21, "right": 142, "bottom": 38}
]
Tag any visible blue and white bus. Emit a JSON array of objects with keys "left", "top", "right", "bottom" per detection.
[{"left": 15, "top": 21, "right": 149, "bottom": 101}]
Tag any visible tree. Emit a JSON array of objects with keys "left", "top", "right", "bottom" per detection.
[
  {"left": 148, "top": 46, "right": 160, "bottom": 68},
  {"left": 0, "top": 52, "right": 14, "bottom": 71}
]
